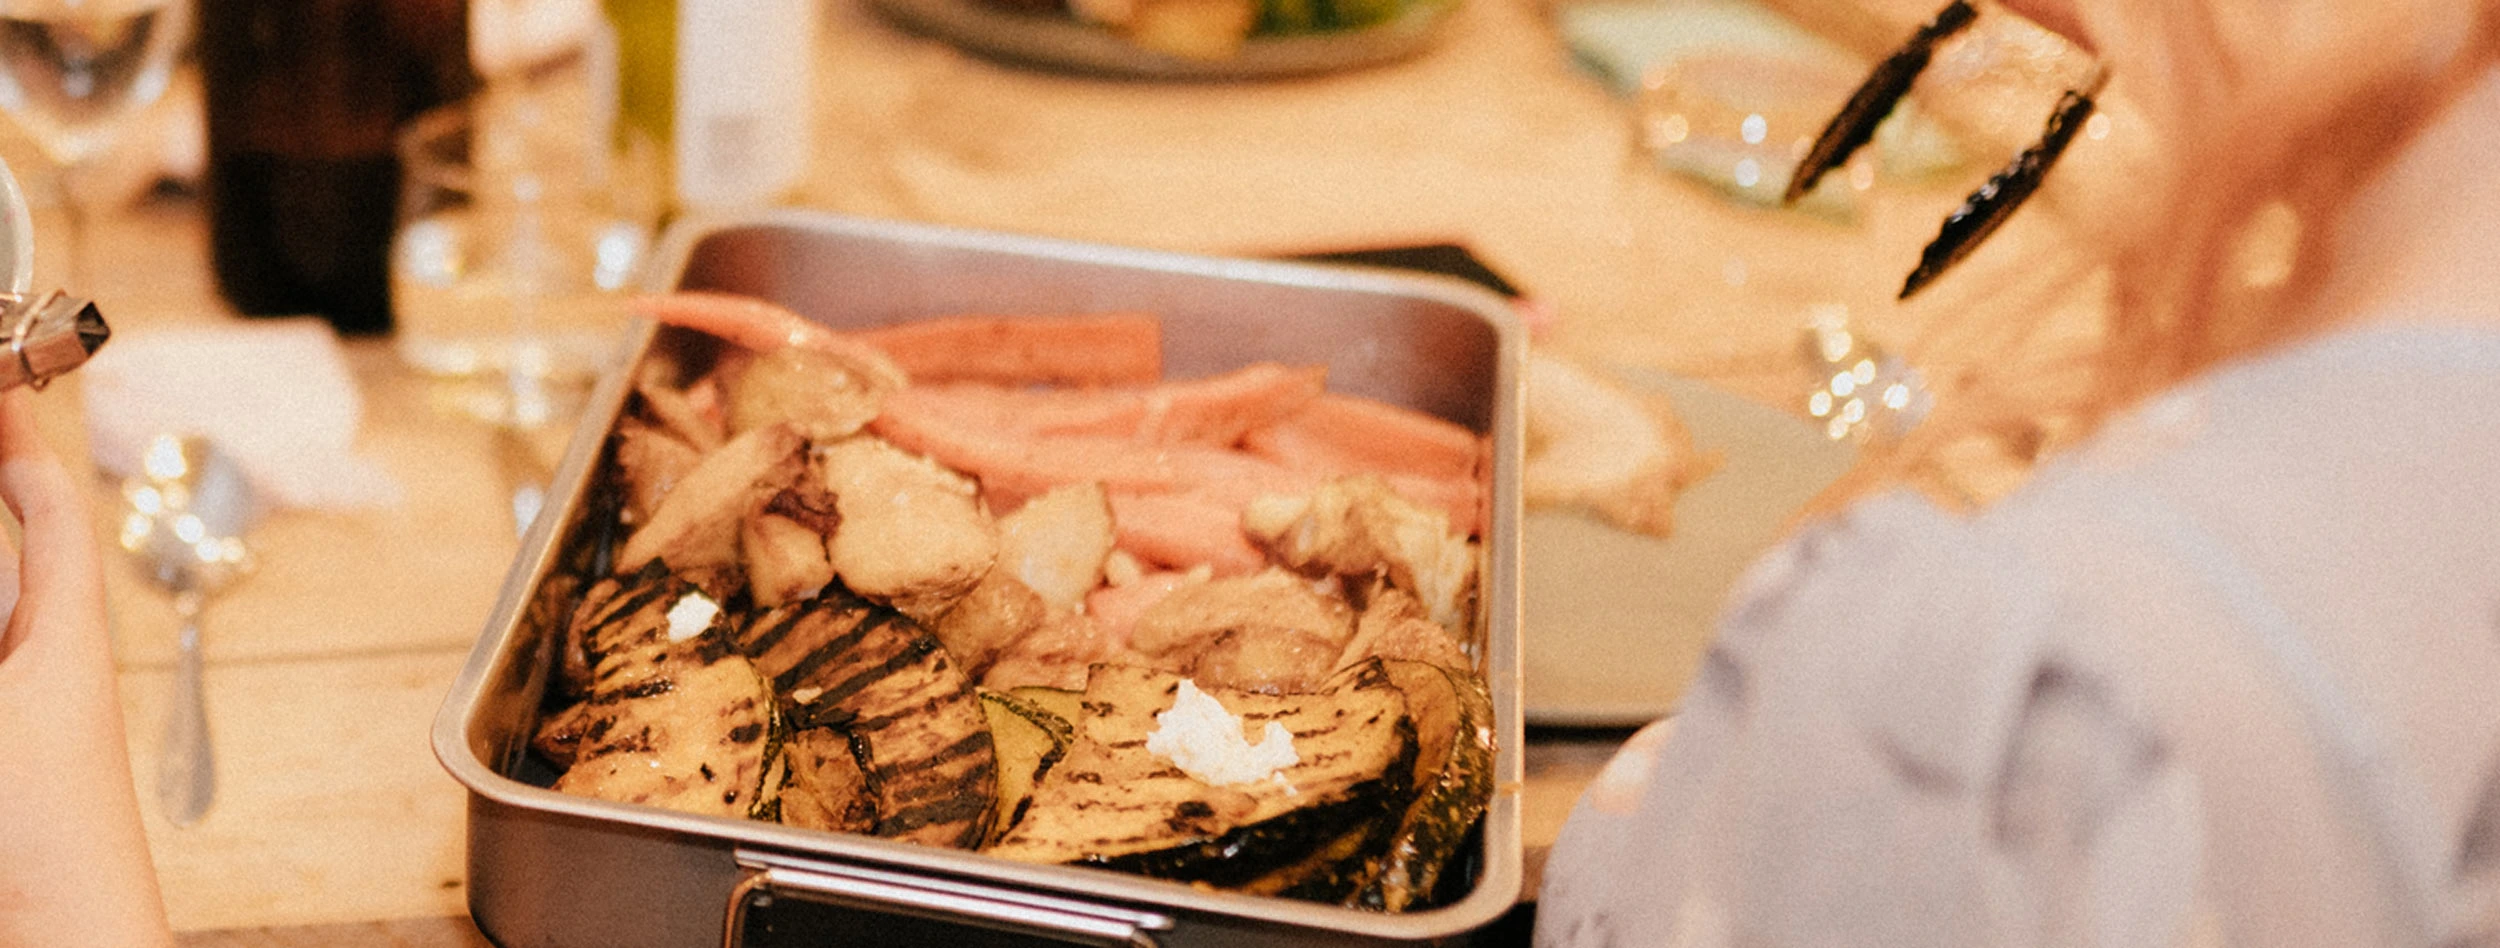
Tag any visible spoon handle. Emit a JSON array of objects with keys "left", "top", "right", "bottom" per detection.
[{"left": 159, "top": 617, "right": 215, "bottom": 826}]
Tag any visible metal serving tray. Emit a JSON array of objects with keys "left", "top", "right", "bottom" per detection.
[{"left": 433, "top": 210, "right": 1526, "bottom": 947}]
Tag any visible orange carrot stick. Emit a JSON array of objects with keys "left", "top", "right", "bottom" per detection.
[
  {"left": 1107, "top": 491, "right": 1268, "bottom": 577},
  {"left": 1242, "top": 392, "right": 1484, "bottom": 484},
  {"left": 1070, "top": 363, "right": 1324, "bottom": 444},
  {"left": 872, "top": 404, "right": 1190, "bottom": 509},
  {"left": 854, "top": 313, "right": 1163, "bottom": 387},
  {"left": 885, "top": 363, "right": 1325, "bottom": 446},
  {"left": 630, "top": 292, "right": 908, "bottom": 391},
  {"left": 1380, "top": 471, "right": 1488, "bottom": 539},
  {"left": 876, "top": 393, "right": 1486, "bottom": 537}
]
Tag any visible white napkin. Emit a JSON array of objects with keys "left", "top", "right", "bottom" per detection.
[{"left": 81, "top": 320, "right": 402, "bottom": 510}]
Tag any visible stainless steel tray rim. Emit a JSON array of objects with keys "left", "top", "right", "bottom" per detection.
[{"left": 654, "top": 208, "right": 1535, "bottom": 339}]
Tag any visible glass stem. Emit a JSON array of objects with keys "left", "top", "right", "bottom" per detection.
[
  {"left": 504, "top": 188, "right": 552, "bottom": 428},
  {"left": 53, "top": 160, "right": 89, "bottom": 292}
]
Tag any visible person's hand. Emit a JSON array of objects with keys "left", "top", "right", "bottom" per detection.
[{"left": 0, "top": 389, "right": 173, "bottom": 947}]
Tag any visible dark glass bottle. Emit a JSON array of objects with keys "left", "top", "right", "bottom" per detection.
[{"left": 199, "top": 0, "right": 474, "bottom": 333}]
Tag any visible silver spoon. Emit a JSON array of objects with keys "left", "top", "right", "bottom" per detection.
[{"left": 116, "top": 435, "right": 256, "bottom": 827}]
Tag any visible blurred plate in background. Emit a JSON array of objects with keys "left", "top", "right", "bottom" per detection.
[
  {"left": 1522, "top": 367, "right": 1852, "bottom": 726},
  {"left": 870, "top": 0, "right": 1461, "bottom": 79}
]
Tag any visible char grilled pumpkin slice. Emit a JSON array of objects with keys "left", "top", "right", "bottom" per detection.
[
  {"left": 1241, "top": 818, "right": 1399, "bottom": 903},
  {"left": 548, "top": 629, "right": 783, "bottom": 820},
  {"left": 738, "top": 590, "right": 997, "bottom": 849},
  {"left": 978, "top": 689, "right": 1077, "bottom": 843},
  {"left": 549, "top": 561, "right": 688, "bottom": 699},
  {"left": 984, "top": 661, "right": 1415, "bottom": 891},
  {"left": 539, "top": 563, "right": 741, "bottom": 765},
  {"left": 1359, "top": 659, "right": 1496, "bottom": 911},
  {"left": 777, "top": 727, "right": 879, "bottom": 834},
  {"left": 1007, "top": 685, "right": 1084, "bottom": 725}
]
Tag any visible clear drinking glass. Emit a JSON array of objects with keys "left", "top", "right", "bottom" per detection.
[
  {"left": 0, "top": 0, "right": 189, "bottom": 289},
  {"left": 1635, "top": 51, "right": 1877, "bottom": 217},
  {"left": 391, "top": 83, "right": 656, "bottom": 425}
]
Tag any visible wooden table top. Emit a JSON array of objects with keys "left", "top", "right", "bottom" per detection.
[
  {"left": 66, "top": 196, "right": 1641, "bottom": 948},
  {"left": 22, "top": 0, "right": 2103, "bottom": 941}
]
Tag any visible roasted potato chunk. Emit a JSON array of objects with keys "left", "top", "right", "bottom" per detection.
[
  {"left": 1243, "top": 475, "right": 1477, "bottom": 631},
  {"left": 635, "top": 358, "right": 725, "bottom": 452},
  {"left": 980, "top": 612, "right": 1124, "bottom": 692},
  {"left": 727, "top": 344, "right": 892, "bottom": 442},
  {"left": 613, "top": 417, "right": 704, "bottom": 526},
  {"left": 1336, "top": 586, "right": 1471, "bottom": 673},
  {"left": 742, "top": 510, "right": 834, "bottom": 609},
  {"left": 1128, "top": 567, "right": 1353, "bottom": 666},
  {"left": 1194, "top": 627, "right": 1341, "bottom": 694},
  {"left": 997, "top": 482, "right": 1116, "bottom": 614},
  {"left": 617, "top": 423, "right": 807, "bottom": 574},
  {"left": 933, "top": 566, "right": 1050, "bottom": 678},
  {"left": 818, "top": 437, "right": 997, "bottom": 623}
]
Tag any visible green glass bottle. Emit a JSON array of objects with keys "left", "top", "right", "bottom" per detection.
[{"left": 599, "top": 0, "right": 814, "bottom": 212}]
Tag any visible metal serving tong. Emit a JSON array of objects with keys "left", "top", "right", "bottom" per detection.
[
  {"left": 1785, "top": 0, "right": 2107, "bottom": 299},
  {"left": 1783, "top": 0, "right": 1979, "bottom": 207}
]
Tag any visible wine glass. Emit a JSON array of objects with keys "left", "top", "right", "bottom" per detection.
[
  {"left": 392, "top": 86, "right": 655, "bottom": 417},
  {"left": 392, "top": 34, "right": 656, "bottom": 534},
  {"left": 0, "top": 0, "right": 192, "bottom": 289}
]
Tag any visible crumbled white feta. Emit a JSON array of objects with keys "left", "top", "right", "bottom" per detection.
[
  {"left": 1145, "top": 679, "right": 1298, "bottom": 788},
  {"left": 665, "top": 591, "right": 721, "bottom": 642}
]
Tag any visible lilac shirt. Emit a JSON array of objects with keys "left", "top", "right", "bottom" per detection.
[{"left": 1537, "top": 325, "right": 2500, "bottom": 948}]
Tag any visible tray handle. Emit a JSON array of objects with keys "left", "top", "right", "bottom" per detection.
[{"left": 723, "top": 849, "right": 1174, "bottom": 947}]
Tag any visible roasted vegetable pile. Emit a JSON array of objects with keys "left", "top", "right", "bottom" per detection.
[{"left": 528, "top": 292, "right": 1497, "bottom": 911}]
